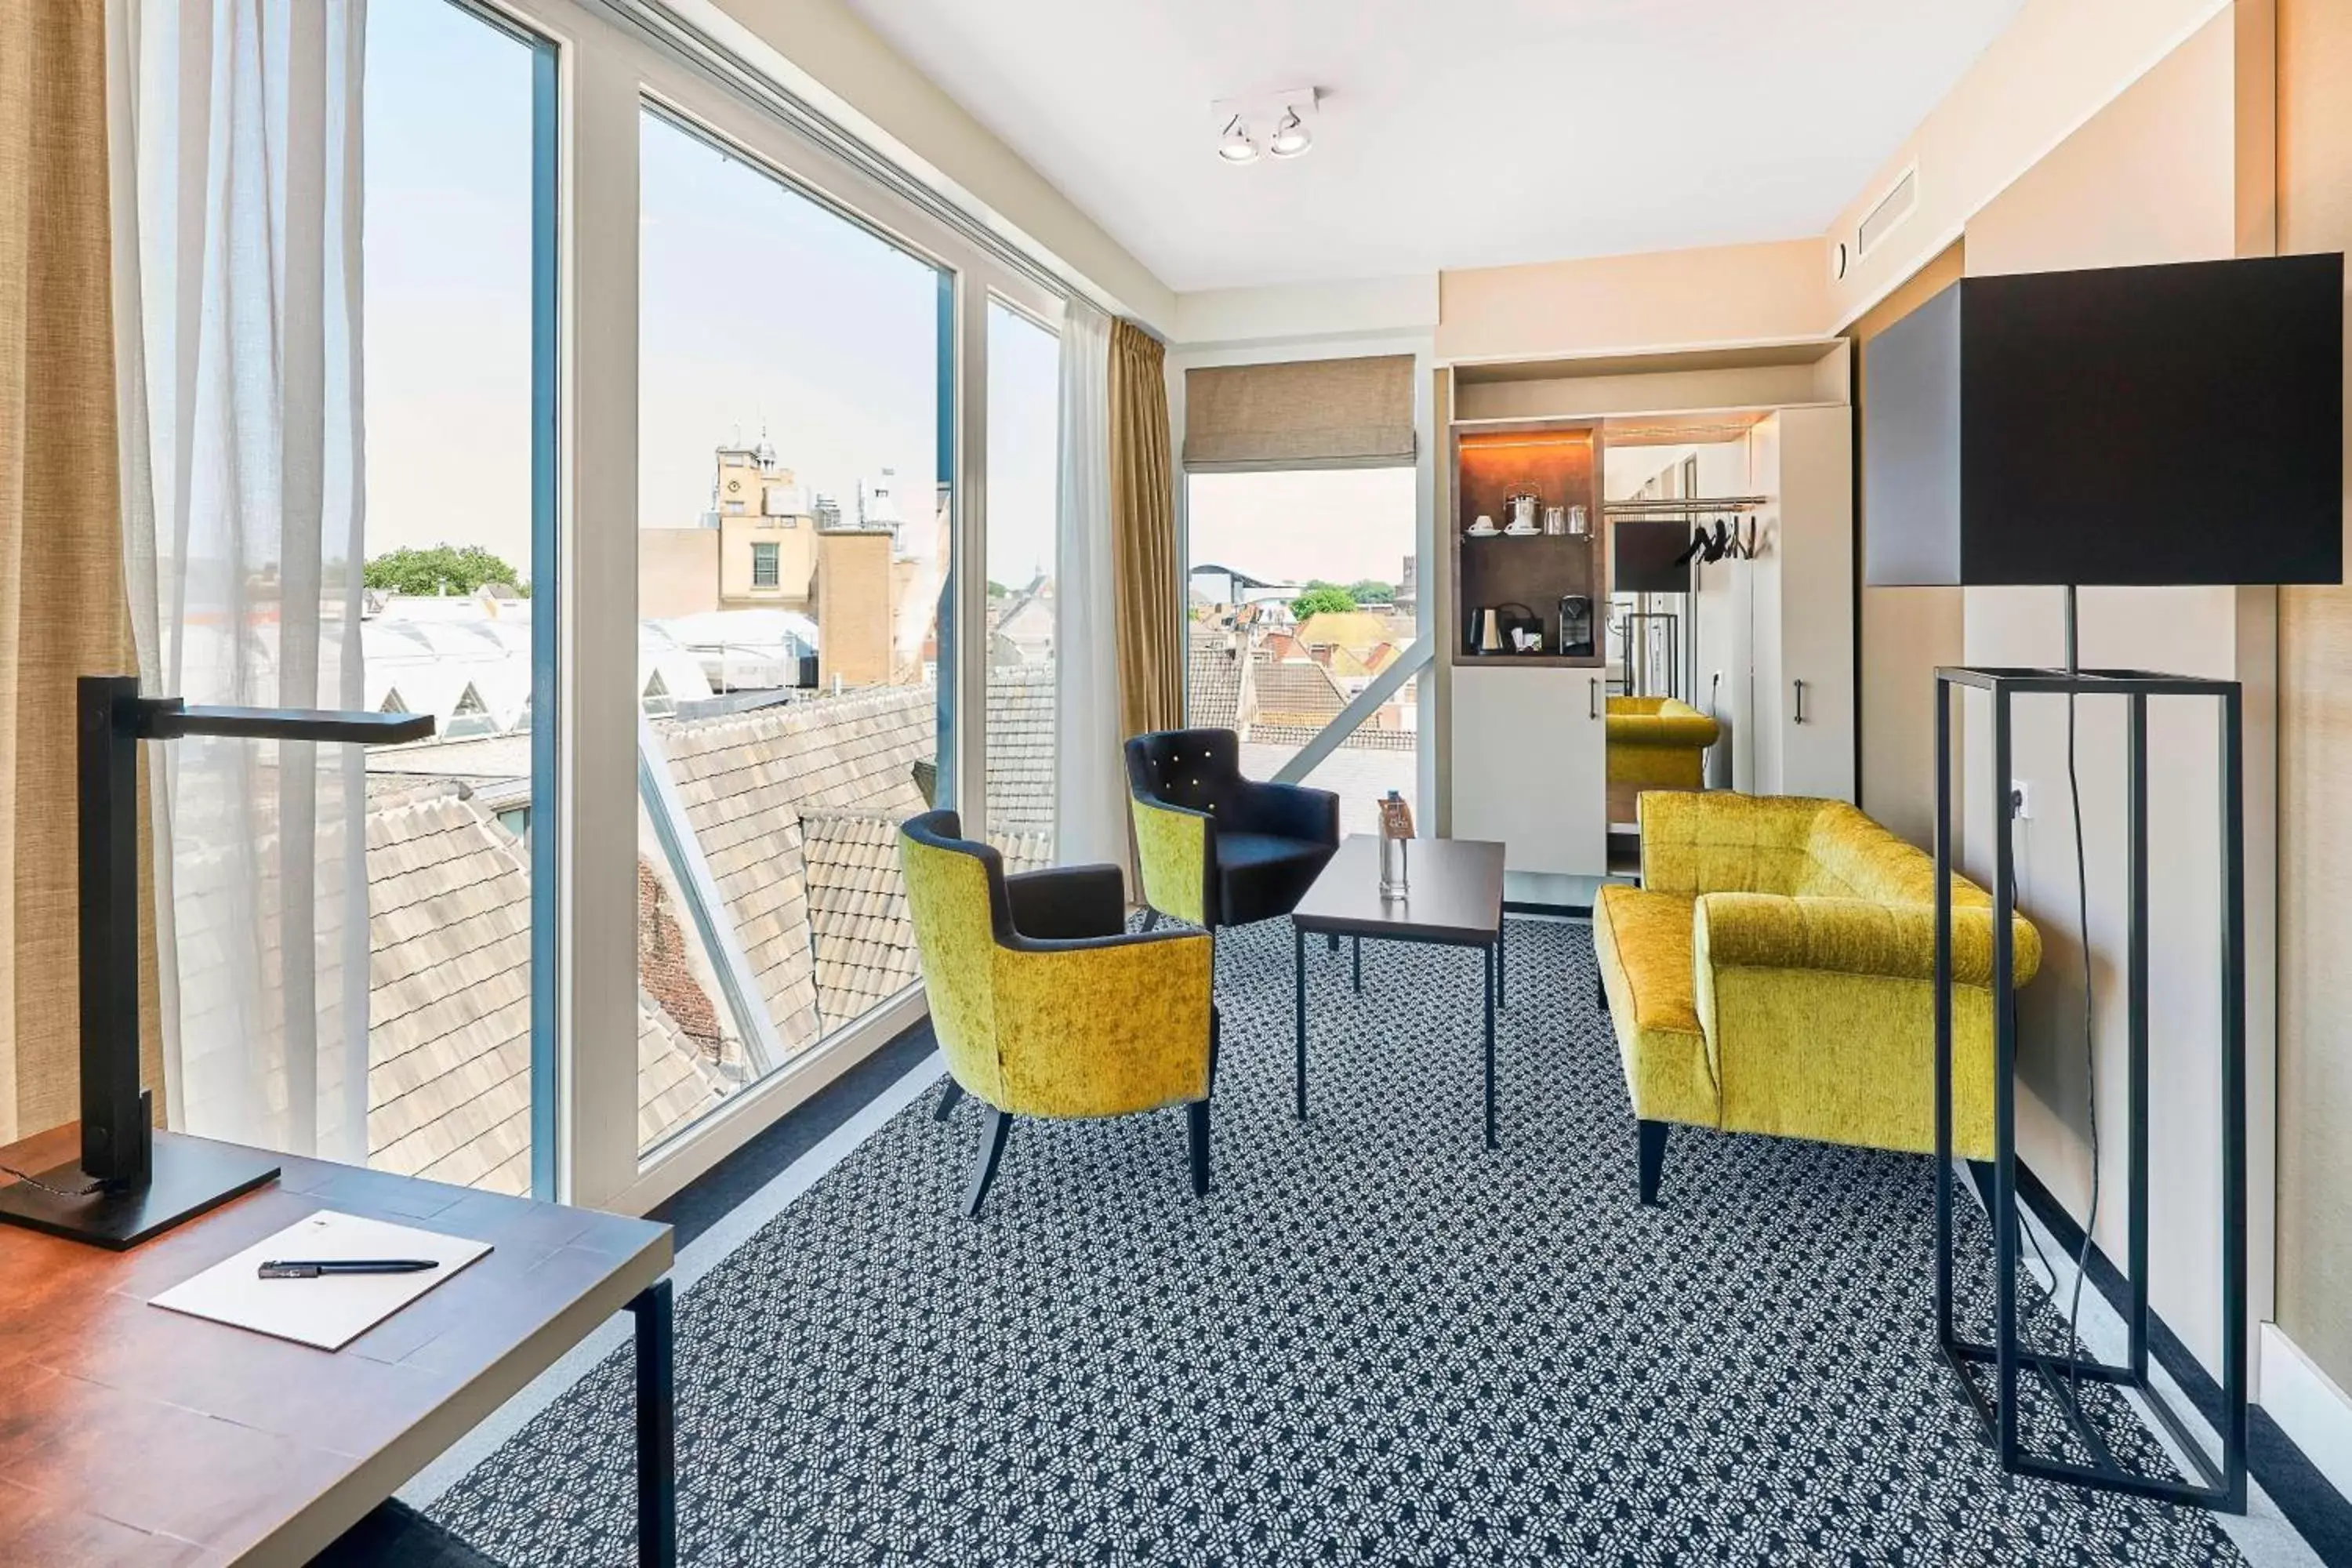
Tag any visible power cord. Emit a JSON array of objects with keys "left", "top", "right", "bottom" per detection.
[
  {"left": 0, "top": 1162, "right": 103, "bottom": 1199},
  {"left": 2061, "top": 686, "right": 2100, "bottom": 1393}
]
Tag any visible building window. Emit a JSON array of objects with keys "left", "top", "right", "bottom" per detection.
[{"left": 751, "top": 540, "right": 780, "bottom": 588}]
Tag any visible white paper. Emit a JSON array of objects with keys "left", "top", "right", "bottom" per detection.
[{"left": 150, "top": 1210, "right": 492, "bottom": 1351}]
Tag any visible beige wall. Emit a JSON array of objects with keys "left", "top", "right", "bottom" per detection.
[
  {"left": 2275, "top": 0, "right": 2352, "bottom": 1392},
  {"left": 1826, "top": 0, "right": 2234, "bottom": 328},
  {"left": 1953, "top": 6, "right": 2275, "bottom": 1377},
  {"left": 720, "top": 515, "right": 817, "bottom": 603},
  {"left": 1437, "top": 239, "right": 1831, "bottom": 364},
  {"left": 640, "top": 529, "right": 720, "bottom": 619},
  {"left": 815, "top": 528, "right": 894, "bottom": 685}
]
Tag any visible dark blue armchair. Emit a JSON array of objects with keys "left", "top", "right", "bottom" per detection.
[{"left": 1124, "top": 728, "right": 1341, "bottom": 930}]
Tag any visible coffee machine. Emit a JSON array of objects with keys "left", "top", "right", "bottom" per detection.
[{"left": 1558, "top": 594, "right": 1596, "bottom": 659}]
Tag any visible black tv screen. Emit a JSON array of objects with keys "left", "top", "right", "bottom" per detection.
[
  {"left": 1613, "top": 521, "right": 1693, "bottom": 594},
  {"left": 1864, "top": 252, "right": 2344, "bottom": 587}
]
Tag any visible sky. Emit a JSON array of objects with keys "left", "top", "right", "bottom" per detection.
[
  {"left": 1185, "top": 467, "right": 1417, "bottom": 590},
  {"left": 361, "top": 0, "right": 1058, "bottom": 593}
]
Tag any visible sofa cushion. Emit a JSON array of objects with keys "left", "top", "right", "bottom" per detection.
[
  {"left": 1590, "top": 884, "right": 1717, "bottom": 1129},
  {"left": 1639, "top": 791, "right": 1828, "bottom": 897}
]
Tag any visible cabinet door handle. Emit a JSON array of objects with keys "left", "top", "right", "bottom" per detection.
[
  {"left": 1793, "top": 678, "right": 1808, "bottom": 724},
  {"left": 1589, "top": 677, "right": 1600, "bottom": 720}
]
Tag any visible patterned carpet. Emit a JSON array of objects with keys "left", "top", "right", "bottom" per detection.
[{"left": 430, "top": 916, "right": 2244, "bottom": 1566}]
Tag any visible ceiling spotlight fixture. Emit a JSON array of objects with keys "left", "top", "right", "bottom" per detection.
[
  {"left": 1210, "top": 88, "right": 1316, "bottom": 167},
  {"left": 1267, "top": 107, "right": 1312, "bottom": 158},
  {"left": 1217, "top": 114, "right": 1259, "bottom": 165}
]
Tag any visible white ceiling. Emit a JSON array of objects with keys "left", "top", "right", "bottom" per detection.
[{"left": 838, "top": 0, "right": 2024, "bottom": 293}]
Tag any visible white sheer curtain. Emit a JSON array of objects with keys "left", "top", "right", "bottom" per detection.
[
  {"left": 109, "top": 0, "right": 372, "bottom": 1160},
  {"left": 1054, "top": 298, "right": 1125, "bottom": 876}
]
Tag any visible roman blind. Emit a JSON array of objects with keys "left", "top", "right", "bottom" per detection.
[{"left": 1182, "top": 354, "right": 1416, "bottom": 468}]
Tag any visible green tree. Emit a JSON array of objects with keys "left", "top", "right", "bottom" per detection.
[
  {"left": 363, "top": 544, "right": 529, "bottom": 597},
  {"left": 1347, "top": 579, "right": 1396, "bottom": 605},
  {"left": 1291, "top": 584, "right": 1359, "bottom": 619}
]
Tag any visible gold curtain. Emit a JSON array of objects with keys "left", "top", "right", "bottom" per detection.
[
  {"left": 1109, "top": 319, "right": 1181, "bottom": 739},
  {"left": 0, "top": 0, "right": 154, "bottom": 1145}
]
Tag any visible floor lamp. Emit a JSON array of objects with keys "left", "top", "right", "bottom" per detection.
[{"left": 1862, "top": 252, "right": 2344, "bottom": 1511}]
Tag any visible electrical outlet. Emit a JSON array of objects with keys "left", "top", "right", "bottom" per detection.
[{"left": 2009, "top": 781, "right": 2033, "bottom": 820}]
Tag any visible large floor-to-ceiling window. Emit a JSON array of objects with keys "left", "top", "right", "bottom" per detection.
[
  {"left": 632, "top": 107, "right": 960, "bottom": 1154},
  {"left": 300, "top": 0, "right": 554, "bottom": 1196},
  {"left": 149, "top": 0, "right": 1069, "bottom": 1209},
  {"left": 983, "top": 300, "right": 1061, "bottom": 859}
]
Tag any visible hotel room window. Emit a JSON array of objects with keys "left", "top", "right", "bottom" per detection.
[
  {"left": 165, "top": 0, "right": 560, "bottom": 1196},
  {"left": 633, "top": 106, "right": 954, "bottom": 1154},
  {"left": 1185, "top": 466, "right": 1422, "bottom": 836},
  {"left": 984, "top": 300, "right": 1060, "bottom": 860}
]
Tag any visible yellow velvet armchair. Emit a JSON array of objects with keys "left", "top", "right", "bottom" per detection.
[
  {"left": 1590, "top": 792, "right": 2041, "bottom": 1204},
  {"left": 899, "top": 810, "right": 1218, "bottom": 1217},
  {"left": 1605, "top": 696, "right": 1720, "bottom": 824}
]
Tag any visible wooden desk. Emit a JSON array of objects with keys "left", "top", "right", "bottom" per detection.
[{"left": 0, "top": 1124, "right": 675, "bottom": 1567}]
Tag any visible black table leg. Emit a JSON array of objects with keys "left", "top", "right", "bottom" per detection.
[
  {"left": 1294, "top": 922, "right": 1308, "bottom": 1120},
  {"left": 1352, "top": 935, "right": 1362, "bottom": 994},
  {"left": 1484, "top": 939, "right": 1497, "bottom": 1149},
  {"left": 1497, "top": 916, "right": 1507, "bottom": 1009},
  {"left": 630, "top": 1281, "right": 677, "bottom": 1568}
]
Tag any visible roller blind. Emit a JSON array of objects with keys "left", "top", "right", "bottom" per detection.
[{"left": 1182, "top": 354, "right": 1416, "bottom": 468}]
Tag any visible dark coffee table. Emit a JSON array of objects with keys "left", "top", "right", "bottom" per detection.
[{"left": 1290, "top": 834, "right": 1508, "bottom": 1146}]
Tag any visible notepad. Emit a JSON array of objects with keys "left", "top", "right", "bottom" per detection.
[{"left": 151, "top": 1209, "right": 492, "bottom": 1351}]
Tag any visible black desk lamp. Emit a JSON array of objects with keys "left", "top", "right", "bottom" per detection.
[
  {"left": 0, "top": 675, "right": 433, "bottom": 1249},
  {"left": 1864, "top": 252, "right": 2343, "bottom": 1512}
]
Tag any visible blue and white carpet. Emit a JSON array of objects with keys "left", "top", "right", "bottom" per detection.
[{"left": 428, "top": 916, "right": 2255, "bottom": 1565}]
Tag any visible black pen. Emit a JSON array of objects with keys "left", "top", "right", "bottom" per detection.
[{"left": 257, "top": 1258, "right": 441, "bottom": 1279}]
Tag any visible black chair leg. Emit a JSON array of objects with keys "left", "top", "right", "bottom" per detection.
[
  {"left": 1140, "top": 908, "right": 1160, "bottom": 932},
  {"left": 932, "top": 1079, "right": 965, "bottom": 1123},
  {"left": 1638, "top": 1119, "right": 1668, "bottom": 1207},
  {"left": 1188, "top": 1098, "right": 1212, "bottom": 1196},
  {"left": 1327, "top": 931, "right": 1341, "bottom": 953},
  {"left": 1596, "top": 974, "right": 1610, "bottom": 1013},
  {"left": 963, "top": 1106, "right": 1012, "bottom": 1218},
  {"left": 1207, "top": 1007, "right": 1221, "bottom": 1092}
]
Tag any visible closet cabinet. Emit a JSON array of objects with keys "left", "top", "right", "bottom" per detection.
[
  {"left": 1451, "top": 665, "right": 1608, "bottom": 877},
  {"left": 1707, "top": 408, "right": 1855, "bottom": 801}
]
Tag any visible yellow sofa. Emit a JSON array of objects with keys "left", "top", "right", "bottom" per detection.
[
  {"left": 1605, "top": 697, "right": 1720, "bottom": 824},
  {"left": 1590, "top": 791, "right": 2040, "bottom": 1204}
]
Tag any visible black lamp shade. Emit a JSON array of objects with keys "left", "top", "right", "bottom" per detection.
[
  {"left": 1863, "top": 253, "right": 2343, "bottom": 587},
  {"left": 1613, "top": 521, "right": 1693, "bottom": 593}
]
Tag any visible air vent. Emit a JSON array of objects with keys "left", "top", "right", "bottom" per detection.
[{"left": 1857, "top": 166, "right": 1918, "bottom": 258}]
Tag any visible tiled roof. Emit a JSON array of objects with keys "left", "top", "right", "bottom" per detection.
[
  {"left": 1189, "top": 634, "right": 1247, "bottom": 731},
  {"left": 1246, "top": 722, "right": 1418, "bottom": 752},
  {"left": 365, "top": 789, "right": 728, "bottom": 1194},
  {"left": 803, "top": 808, "right": 1049, "bottom": 1025},
  {"left": 653, "top": 686, "right": 937, "bottom": 1054},
  {"left": 1252, "top": 660, "right": 1348, "bottom": 726},
  {"left": 984, "top": 662, "right": 1055, "bottom": 840},
  {"left": 1291, "top": 610, "right": 1392, "bottom": 654}
]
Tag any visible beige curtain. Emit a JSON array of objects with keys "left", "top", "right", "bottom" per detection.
[
  {"left": 0, "top": 0, "right": 157, "bottom": 1145},
  {"left": 1109, "top": 320, "right": 1181, "bottom": 739}
]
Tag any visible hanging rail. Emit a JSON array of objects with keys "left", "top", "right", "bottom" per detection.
[{"left": 1602, "top": 495, "right": 1770, "bottom": 514}]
